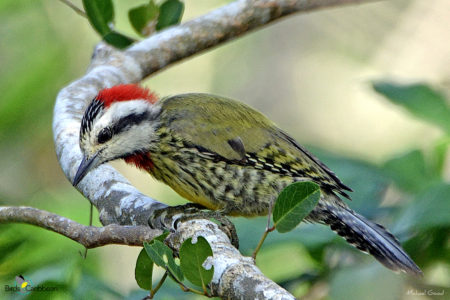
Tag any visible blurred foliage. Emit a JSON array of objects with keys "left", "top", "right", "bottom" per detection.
[
  {"left": 0, "top": 0, "right": 448, "bottom": 299},
  {"left": 232, "top": 82, "right": 450, "bottom": 299},
  {"left": 373, "top": 81, "right": 450, "bottom": 134}
]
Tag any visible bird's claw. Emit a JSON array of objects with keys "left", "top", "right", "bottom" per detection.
[
  {"left": 148, "top": 203, "right": 206, "bottom": 230},
  {"left": 148, "top": 204, "right": 239, "bottom": 249}
]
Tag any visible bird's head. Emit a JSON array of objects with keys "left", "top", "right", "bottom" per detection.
[{"left": 73, "top": 84, "right": 160, "bottom": 186}]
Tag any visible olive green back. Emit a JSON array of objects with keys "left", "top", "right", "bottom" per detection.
[
  {"left": 160, "top": 93, "right": 281, "bottom": 160},
  {"left": 159, "top": 93, "right": 350, "bottom": 196}
]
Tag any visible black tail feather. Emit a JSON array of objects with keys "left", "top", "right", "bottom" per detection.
[{"left": 312, "top": 203, "right": 422, "bottom": 276}]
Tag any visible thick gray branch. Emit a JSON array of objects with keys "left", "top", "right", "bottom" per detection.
[
  {"left": 0, "top": 206, "right": 162, "bottom": 248},
  {"left": 50, "top": 0, "right": 375, "bottom": 299},
  {"left": 129, "top": 0, "right": 375, "bottom": 78}
]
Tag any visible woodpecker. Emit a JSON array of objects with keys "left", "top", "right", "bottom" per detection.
[{"left": 73, "top": 84, "right": 421, "bottom": 276}]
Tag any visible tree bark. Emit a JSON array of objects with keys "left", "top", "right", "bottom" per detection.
[{"left": 0, "top": 206, "right": 162, "bottom": 248}]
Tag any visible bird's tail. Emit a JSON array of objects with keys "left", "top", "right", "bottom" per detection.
[{"left": 309, "top": 201, "right": 422, "bottom": 276}]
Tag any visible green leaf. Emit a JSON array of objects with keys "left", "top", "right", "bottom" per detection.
[
  {"left": 82, "top": 0, "right": 134, "bottom": 48},
  {"left": 394, "top": 183, "right": 450, "bottom": 233},
  {"left": 373, "top": 81, "right": 450, "bottom": 133},
  {"left": 128, "top": 1, "right": 159, "bottom": 36},
  {"left": 156, "top": 0, "right": 184, "bottom": 31},
  {"left": 179, "top": 237, "right": 214, "bottom": 288},
  {"left": 144, "top": 240, "right": 183, "bottom": 282},
  {"left": 135, "top": 248, "right": 154, "bottom": 290},
  {"left": 103, "top": 31, "right": 134, "bottom": 49},
  {"left": 430, "top": 137, "right": 450, "bottom": 178},
  {"left": 273, "top": 181, "right": 321, "bottom": 233},
  {"left": 382, "top": 150, "right": 439, "bottom": 192},
  {"left": 82, "top": 0, "right": 114, "bottom": 36},
  {"left": 402, "top": 227, "right": 449, "bottom": 268}
]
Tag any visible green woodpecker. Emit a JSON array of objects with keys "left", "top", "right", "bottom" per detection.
[{"left": 73, "top": 84, "right": 421, "bottom": 276}]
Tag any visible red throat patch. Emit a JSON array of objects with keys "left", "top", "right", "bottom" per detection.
[
  {"left": 124, "top": 152, "right": 154, "bottom": 171},
  {"left": 96, "top": 84, "right": 158, "bottom": 107}
]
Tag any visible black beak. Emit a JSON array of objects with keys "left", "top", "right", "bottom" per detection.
[{"left": 72, "top": 154, "right": 99, "bottom": 186}]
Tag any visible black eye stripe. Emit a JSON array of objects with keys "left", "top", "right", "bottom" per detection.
[
  {"left": 80, "top": 101, "right": 151, "bottom": 143},
  {"left": 111, "top": 111, "right": 149, "bottom": 135}
]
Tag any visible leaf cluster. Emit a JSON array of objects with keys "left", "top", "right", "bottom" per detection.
[
  {"left": 371, "top": 81, "right": 450, "bottom": 269},
  {"left": 236, "top": 81, "right": 450, "bottom": 299},
  {"left": 135, "top": 233, "right": 214, "bottom": 298},
  {"left": 82, "top": 0, "right": 184, "bottom": 49}
]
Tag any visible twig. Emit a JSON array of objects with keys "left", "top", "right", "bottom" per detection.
[
  {"left": 252, "top": 226, "right": 276, "bottom": 260},
  {"left": 166, "top": 267, "right": 210, "bottom": 297},
  {"left": 82, "top": 203, "right": 94, "bottom": 258},
  {"left": 149, "top": 271, "right": 168, "bottom": 299},
  {"left": 0, "top": 206, "right": 162, "bottom": 248},
  {"left": 58, "top": 0, "right": 87, "bottom": 18},
  {"left": 252, "top": 200, "right": 275, "bottom": 260}
]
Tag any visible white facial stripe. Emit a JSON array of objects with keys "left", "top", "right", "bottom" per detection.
[
  {"left": 108, "top": 100, "right": 151, "bottom": 119},
  {"left": 95, "top": 100, "right": 150, "bottom": 131},
  {"left": 105, "top": 121, "right": 159, "bottom": 159}
]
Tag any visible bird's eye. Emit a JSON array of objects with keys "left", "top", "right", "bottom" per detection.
[{"left": 97, "top": 127, "right": 112, "bottom": 144}]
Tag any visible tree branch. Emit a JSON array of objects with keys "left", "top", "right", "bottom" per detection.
[
  {"left": 0, "top": 206, "right": 162, "bottom": 248},
  {"left": 50, "top": 0, "right": 377, "bottom": 299},
  {"left": 0, "top": 205, "right": 296, "bottom": 299},
  {"left": 129, "top": 0, "right": 377, "bottom": 78}
]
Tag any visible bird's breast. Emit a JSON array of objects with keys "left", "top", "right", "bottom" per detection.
[{"left": 149, "top": 148, "right": 294, "bottom": 216}]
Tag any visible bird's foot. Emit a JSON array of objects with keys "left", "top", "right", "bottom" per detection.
[
  {"left": 148, "top": 203, "right": 206, "bottom": 229},
  {"left": 148, "top": 204, "right": 239, "bottom": 249},
  {"left": 179, "top": 209, "right": 239, "bottom": 249}
]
